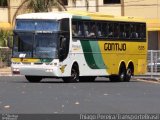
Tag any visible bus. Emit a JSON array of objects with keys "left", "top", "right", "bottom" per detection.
[{"left": 10, "top": 11, "right": 147, "bottom": 83}]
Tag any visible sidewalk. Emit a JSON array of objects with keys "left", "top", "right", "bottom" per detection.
[{"left": 0, "top": 67, "right": 12, "bottom": 76}]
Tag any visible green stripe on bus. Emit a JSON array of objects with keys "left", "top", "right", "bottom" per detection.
[
  {"left": 89, "top": 41, "right": 106, "bottom": 69},
  {"left": 80, "top": 40, "right": 106, "bottom": 69}
]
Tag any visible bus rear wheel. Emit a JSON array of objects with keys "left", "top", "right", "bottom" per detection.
[
  {"left": 118, "top": 64, "right": 126, "bottom": 82},
  {"left": 109, "top": 64, "right": 126, "bottom": 82},
  {"left": 63, "top": 64, "right": 79, "bottom": 83},
  {"left": 25, "top": 76, "right": 42, "bottom": 83},
  {"left": 125, "top": 68, "right": 132, "bottom": 82}
]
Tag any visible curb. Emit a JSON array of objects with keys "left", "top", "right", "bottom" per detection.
[
  {"left": 133, "top": 76, "right": 160, "bottom": 82},
  {"left": 0, "top": 72, "right": 12, "bottom": 76}
]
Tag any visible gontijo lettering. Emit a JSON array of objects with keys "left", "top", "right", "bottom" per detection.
[{"left": 104, "top": 43, "right": 126, "bottom": 51}]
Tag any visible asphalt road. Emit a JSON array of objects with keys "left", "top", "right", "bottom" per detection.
[{"left": 0, "top": 76, "right": 160, "bottom": 114}]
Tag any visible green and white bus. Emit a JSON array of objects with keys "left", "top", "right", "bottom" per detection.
[{"left": 11, "top": 11, "right": 147, "bottom": 83}]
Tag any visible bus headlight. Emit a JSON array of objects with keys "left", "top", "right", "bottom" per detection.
[
  {"left": 46, "top": 69, "right": 53, "bottom": 72},
  {"left": 13, "top": 68, "right": 19, "bottom": 71},
  {"left": 45, "top": 62, "right": 57, "bottom": 66},
  {"left": 13, "top": 68, "right": 20, "bottom": 74}
]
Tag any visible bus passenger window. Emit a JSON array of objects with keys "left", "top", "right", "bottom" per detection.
[
  {"left": 84, "top": 22, "right": 96, "bottom": 38},
  {"left": 130, "top": 24, "right": 138, "bottom": 39},
  {"left": 120, "top": 24, "right": 126, "bottom": 39},
  {"left": 140, "top": 24, "right": 146, "bottom": 39},
  {"left": 125, "top": 24, "right": 130, "bottom": 39},
  {"left": 97, "top": 23, "right": 102, "bottom": 37},
  {"left": 77, "top": 23, "right": 82, "bottom": 36},
  {"left": 97, "top": 23, "right": 104, "bottom": 37},
  {"left": 72, "top": 21, "right": 84, "bottom": 37},
  {"left": 101, "top": 23, "right": 108, "bottom": 38},
  {"left": 133, "top": 25, "right": 138, "bottom": 39},
  {"left": 72, "top": 24, "right": 78, "bottom": 37},
  {"left": 108, "top": 23, "right": 114, "bottom": 38},
  {"left": 114, "top": 23, "right": 120, "bottom": 38},
  {"left": 89, "top": 23, "right": 96, "bottom": 37},
  {"left": 84, "top": 22, "right": 89, "bottom": 37}
]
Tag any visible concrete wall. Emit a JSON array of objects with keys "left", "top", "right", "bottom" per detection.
[
  {"left": 9, "top": 0, "right": 23, "bottom": 24},
  {"left": 0, "top": 8, "right": 8, "bottom": 22},
  {"left": 124, "top": 0, "right": 160, "bottom": 19},
  {"left": 67, "top": 0, "right": 121, "bottom": 16}
]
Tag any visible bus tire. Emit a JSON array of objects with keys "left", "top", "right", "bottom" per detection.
[
  {"left": 63, "top": 63, "right": 79, "bottom": 83},
  {"left": 118, "top": 63, "right": 126, "bottom": 82},
  {"left": 125, "top": 68, "right": 132, "bottom": 82},
  {"left": 79, "top": 76, "right": 96, "bottom": 82},
  {"left": 109, "top": 64, "right": 126, "bottom": 82},
  {"left": 25, "top": 76, "right": 42, "bottom": 83}
]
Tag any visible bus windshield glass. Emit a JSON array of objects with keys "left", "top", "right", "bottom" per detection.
[
  {"left": 15, "top": 19, "right": 59, "bottom": 31},
  {"left": 12, "top": 32, "right": 59, "bottom": 59}
]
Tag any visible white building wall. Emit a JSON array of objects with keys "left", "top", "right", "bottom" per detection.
[{"left": 0, "top": 8, "right": 8, "bottom": 22}]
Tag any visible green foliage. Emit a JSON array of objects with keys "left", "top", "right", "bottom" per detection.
[
  {"left": 0, "top": 29, "right": 12, "bottom": 47},
  {"left": 12, "top": 0, "right": 67, "bottom": 24},
  {"left": 0, "top": 48, "right": 11, "bottom": 67}
]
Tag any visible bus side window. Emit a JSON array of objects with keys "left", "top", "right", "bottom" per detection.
[
  {"left": 125, "top": 24, "right": 131, "bottom": 39},
  {"left": 108, "top": 23, "right": 114, "bottom": 38},
  {"left": 102, "top": 22, "right": 108, "bottom": 38},
  {"left": 136, "top": 24, "right": 140, "bottom": 39},
  {"left": 140, "top": 24, "right": 146, "bottom": 39},
  {"left": 84, "top": 22, "right": 90, "bottom": 37},
  {"left": 131, "top": 24, "right": 139, "bottom": 39},
  {"left": 114, "top": 23, "right": 120, "bottom": 38},
  {"left": 72, "top": 21, "right": 78, "bottom": 37},
  {"left": 120, "top": 23, "right": 126, "bottom": 39},
  {"left": 89, "top": 22, "right": 96, "bottom": 38},
  {"left": 77, "top": 21, "right": 84, "bottom": 37},
  {"left": 97, "top": 23, "right": 102, "bottom": 37}
]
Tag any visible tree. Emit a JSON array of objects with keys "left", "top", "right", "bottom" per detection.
[
  {"left": 12, "top": 0, "right": 67, "bottom": 24},
  {"left": 0, "top": 30, "right": 11, "bottom": 47}
]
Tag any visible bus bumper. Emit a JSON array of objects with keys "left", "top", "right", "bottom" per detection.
[{"left": 11, "top": 64, "right": 62, "bottom": 77}]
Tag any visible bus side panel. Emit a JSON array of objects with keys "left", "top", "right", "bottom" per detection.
[
  {"left": 60, "top": 39, "right": 109, "bottom": 77},
  {"left": 98, "top": 41, "right": 147, "bottom": 75}
]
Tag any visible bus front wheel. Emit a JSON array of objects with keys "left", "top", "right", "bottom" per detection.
[
  {"left": 63, "top": 63, "right": 79, "bottom": 83},
  {"left": 25, "top": 76, "right": 42, "bottom": 83}
]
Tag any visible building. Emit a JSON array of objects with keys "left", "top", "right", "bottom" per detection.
[{"left": 0, "top": 0, "right": 160, "bottom": 50}]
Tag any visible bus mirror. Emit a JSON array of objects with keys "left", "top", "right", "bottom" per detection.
[{"left": 7, "top": 36, "right": 13, "bottom": 49}]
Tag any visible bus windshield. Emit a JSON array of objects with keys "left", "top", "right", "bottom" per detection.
[
  {"left": 15, "top": 19, "right": 59, "bottom": 31},
  {"left": 12, "top": 32, "right": 59, "bottom": 59}
]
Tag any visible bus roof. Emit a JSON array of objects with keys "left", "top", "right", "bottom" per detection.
[
  {"left": 66, "top": 11, "right": 146, "bottom": 23},
  {"left": 16, "top": 12, "right": 73, "bottom": 20},
  {"left": 16, "top": 11, "right": 146, "bottom": 23}
]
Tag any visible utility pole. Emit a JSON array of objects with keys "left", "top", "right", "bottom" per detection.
[
  {"left": 8, "top": 0, "right": 11, "bottom": 24},
  {"left": 121, "top": 0, "right": 125, "bottom": 16},
  {"left": 96, "top": 0, "right": 99, "bottom": 12}
]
